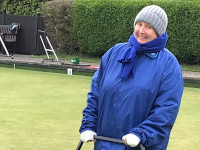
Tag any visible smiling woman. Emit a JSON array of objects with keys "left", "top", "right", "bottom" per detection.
[
  {"left": 134, "top": 21, "right": 158, "bottom": 44},
  {"left": 79, "top": 5, "right": 183, "bottom": 150}
]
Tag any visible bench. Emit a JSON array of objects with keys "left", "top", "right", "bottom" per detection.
[{"left": 0, "top": 23, "right": 20, "bottom": 54}]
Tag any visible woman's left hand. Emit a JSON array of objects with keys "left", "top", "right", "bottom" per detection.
[{"left": 122, "top": 133, "right": 140, "bottom": 147}]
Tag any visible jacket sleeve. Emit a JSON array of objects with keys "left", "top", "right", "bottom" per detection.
[
  {"left": 130, "top": 57, "right": 184, "bottom": 148},
  {"left": 79, "top": 48, "right": 113, "bottom": 133}
]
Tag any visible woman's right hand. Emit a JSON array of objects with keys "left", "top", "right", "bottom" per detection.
[{"left": 80, "top": 130, "right": 97, "bottom": 142}]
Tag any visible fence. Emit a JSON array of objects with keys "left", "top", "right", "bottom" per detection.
[{"left": 0, "top": 14, "right": 45, "bottom": 55}]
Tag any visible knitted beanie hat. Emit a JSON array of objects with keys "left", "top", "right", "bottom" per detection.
[{"left": 134, "top": 5, "right": 168, "bottom": 36}]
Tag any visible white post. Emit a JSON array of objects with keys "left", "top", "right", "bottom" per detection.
[{"left": 67, "top": 68, "right": 73, "bottom": 75}]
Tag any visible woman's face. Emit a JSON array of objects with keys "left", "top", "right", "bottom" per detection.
[{"left": 134, "top": 21, "right": 158, "bottom": 44}]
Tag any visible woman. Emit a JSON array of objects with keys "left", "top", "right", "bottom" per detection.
[{"left": 79, "top": 5, "right": 184, "bottom": 150}]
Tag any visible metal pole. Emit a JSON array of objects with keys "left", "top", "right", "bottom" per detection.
[
  {"left": 94, "top": 135, "right": 124, "bottom": 144},
  {"left": 76, "top": 140, "right": 83, "bottom": 150},
  {"left": 76, "top": 135, "right": 145, "bottom": 150}
]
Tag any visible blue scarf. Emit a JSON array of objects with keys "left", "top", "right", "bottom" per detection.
[{"left": 117, "top": 32, "right": 168, "bottom": 79}]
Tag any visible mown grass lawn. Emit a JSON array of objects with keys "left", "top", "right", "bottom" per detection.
[
  {"left": 0, "top": 66, "right": 91, "bottom": 150},
  {"left": 0, "top": 66, "right": 199, "bottom": 150}
]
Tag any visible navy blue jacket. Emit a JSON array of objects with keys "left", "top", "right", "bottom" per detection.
[{"left": 80, "top": 43, "right": 184, "bottom": 150}]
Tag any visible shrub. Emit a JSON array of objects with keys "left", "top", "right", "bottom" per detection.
[
  {"left": 41, "top": 0, "right": 200, "bottom": 64},
  {"left": 72, "top": 0, "right": 143, "bottom": 56},
  {"left": 72, "top": 0, "right": 200, "bottom": 64},
  {"left": 42, "top": 0, "right": 78, "bottom": 54},
  {"left": 0, "top": 0, "right": 50, "bottom": 15},
  {"left": 165, "top": 1, "right": 200, "bottom": 64}
]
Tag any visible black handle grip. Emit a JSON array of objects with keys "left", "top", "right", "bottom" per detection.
[
  {"left": 76, "top": 135, "right": 124, "bottom": 150},
  {"left": 94, "top": 135, "right": 124, "bottom": 144},
  {"left": 76, "top": 140, "right": 83, "bottom": 150}
]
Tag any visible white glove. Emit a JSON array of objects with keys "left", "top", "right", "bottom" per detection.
[
  {"left": 122, "top": 133, "right": 140, "bottom": 147},
  {"left": 80, "top": 130, "right": 97, "bottom": 142}
]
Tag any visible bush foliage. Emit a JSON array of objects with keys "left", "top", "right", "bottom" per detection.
[
  {"left": 0, "top": 0, "right": 50, "bottom": 15},
  {"left": 41, "top": 0, "right": 200, "bottom": 64},
  {"left": 72, "top": 0, "right": 200, "bottom": 64},
  {"left": 42, "top": 0, "right": 78, "bottom": 54},
  {"left": 1, "top": 0, "right": 200, "bottom": 64}
]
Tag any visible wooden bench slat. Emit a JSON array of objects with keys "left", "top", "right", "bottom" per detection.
[{"left": 0, "top": 24, "right": 20, "bottom": 54}]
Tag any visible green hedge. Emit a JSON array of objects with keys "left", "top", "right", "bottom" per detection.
[
  {"left": 72, "top": 0, "right": 144, "bottom": 56},
  {"left": 72, "top": 0, "right": 200, "bottom": 64},
  {"left": 166, "top": 1, "right": 200, "bottom": 64},
  {"left": 0, "top": 0, "right": 50, "bottom": 15},
  {"left": 40, "top": 0, "right": 200, "bottom": 64}
]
